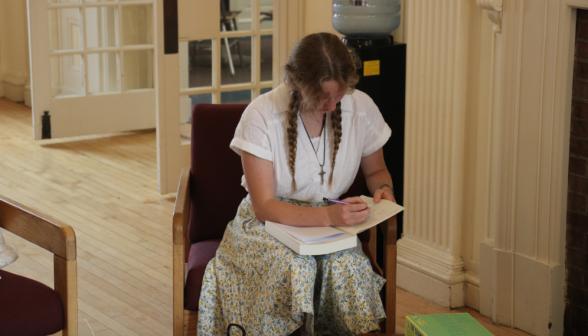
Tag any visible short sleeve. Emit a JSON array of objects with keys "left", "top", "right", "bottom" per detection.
[
  {"left": 362, "top": 97, "right": 392, "bottom": 157},
  {"left": 230, "top": 105, "right": 273, "bottom": 161}
]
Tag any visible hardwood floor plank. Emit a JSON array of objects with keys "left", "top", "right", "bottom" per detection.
[
  {"left": 0, "top": 173, "right": 173, "bottom": 270},
  {"left": 79, "top": 311, "right": 111, "bottom": 335}
]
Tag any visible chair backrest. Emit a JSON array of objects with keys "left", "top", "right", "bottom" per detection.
[{"left": 189, "top": 104, "right": 249, "bottom": 244}]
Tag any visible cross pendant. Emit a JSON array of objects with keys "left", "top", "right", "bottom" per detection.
[{"left": 319, "top": 167, "right": 326, "bottom": 185}]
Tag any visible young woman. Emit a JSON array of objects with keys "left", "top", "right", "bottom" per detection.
[{"left": 197, "top": 32, "right": 395, "bottom": 336}]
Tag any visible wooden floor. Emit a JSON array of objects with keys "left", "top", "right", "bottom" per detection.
[{"left": 0, "top": 98, "right": 531, "bottom": 336}]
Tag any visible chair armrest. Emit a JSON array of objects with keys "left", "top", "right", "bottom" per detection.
[
  {"left": 0, "top": 196, "right": 75, "bottom": 261},
  {"left": 0, "top": 195, "right": 78, "bottom": 336},
  {"left": 173, "top": 167, "right": 191, "bottom": 335},
  {"left": 381, "top": 215, "right": 398, "bottom": 246},
  {"left": 173, "top": 167, "right": 192, "bottom": 247}
]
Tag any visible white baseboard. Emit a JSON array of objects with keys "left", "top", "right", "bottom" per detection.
[
  {"left": 479, "top": 241, "right": 494, "bottom": 318},
  {"left": 397, "top": 238, "right": 466, "bottom": 308},
  {"left": 465, "top": 272, "right": 480, "bottom": 311},
  {"left": 397, "top": 263, "right": 465, "bottom": 308},
  {"left": 1, "top": 81, "right": 25, "bottom": 102}
]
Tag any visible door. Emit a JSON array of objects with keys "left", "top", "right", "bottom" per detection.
[
  {"left": 28, "top": 0, "right": 157, "bottom": 140},
  {"left": 156, "top": 0, "right": 274, "bottom": 194}
]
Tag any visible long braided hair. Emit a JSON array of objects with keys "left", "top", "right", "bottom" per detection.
[{"left": 283, "top": 33, "right": 359, "bottom": 191}]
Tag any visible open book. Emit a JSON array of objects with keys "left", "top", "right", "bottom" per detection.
[{"left": 265, "top": 196, "right": 404, "bottom": 255}]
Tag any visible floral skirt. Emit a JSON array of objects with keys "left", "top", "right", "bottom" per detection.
[{"left": 197, "top": 195, "right": 386, "bottom": 336}]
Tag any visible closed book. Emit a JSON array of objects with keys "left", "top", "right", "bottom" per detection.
[{"left": 405, "top": 313, "right": 493, "bottom": 336}]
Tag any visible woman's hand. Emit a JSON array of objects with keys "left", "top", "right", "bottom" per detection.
[
  {"left": 325, "top": 196, "right": 370, "bottom": 227},
  {"left": 373, "top": 187, "right": 396, "bottom": 204}
]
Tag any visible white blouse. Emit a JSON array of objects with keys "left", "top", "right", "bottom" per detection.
[{"left": 230, "top": 84, "right": 392, "bottom": 202}]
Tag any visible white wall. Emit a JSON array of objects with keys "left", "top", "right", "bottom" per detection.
[
  {"left": 400, "top": 1, "right": 568, "bottom": 335},
  {"left": 0, "top": 0, "right": 31, "bottom": 105}
]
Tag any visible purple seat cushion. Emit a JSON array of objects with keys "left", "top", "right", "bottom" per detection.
[
  {"left": 184, "top": 239, "right": 222, "bottom": 311},
  {"left": 189, "top": 104, "right": 248, "bottom": 244},
  {"left": 0, "top": 269, "right": 63, "bottom": 336}
]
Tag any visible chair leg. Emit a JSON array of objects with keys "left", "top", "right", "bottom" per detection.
[
  {"left": 383, "top": 217, "right": 399, "bottom": 335},
  {"left": 384, "top": 244, "right": 398, "bottom": 335},
  {"left": 183, "top": 310, "right": 198, "bottom": 336},
  {"left": 173, "top": 244, "right": 184, "bottom": 335},
  {"left": 54, "top": 255, "right": 77, "bottom": 336}
]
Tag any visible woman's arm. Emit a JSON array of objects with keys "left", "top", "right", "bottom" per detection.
[
  {"left": 242, "top": 151, "right": 369, "bottom": 227},
  {"left": 360, "top": 148, "right": 396, "bottom": 203}
]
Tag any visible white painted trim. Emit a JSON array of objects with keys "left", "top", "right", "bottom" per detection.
[
  {"left": 1, "top": 74, "right": 29, "bottom": 86},
  {"left": 477, "top": 0, "right": 503, "bottom": 33},
  {"left": 565, "top": 0, "right": 588, "bottom": 9},
  {"left": 397, "top": 237, "right": 466, "bottom": 308},
  {"left": 479, "top": 241, "right": 494, "bottom": 318},
  {"left": 397, "top": 238, "right": 465, "bottom": 286},
  {"left": 0, "top": 81, "right": 25, "bottom": 102},
  {"left": 24, "top": 85, "right": 31, "bottom": 107},
  {"left": 154, "top": 0, "right": 166, "bottom": 192},
  {"left": 479, "top": 0, "right": 575, "bottom": 334},
  {"left": 400, "top": 0, "right": 470, "bottom": 309},
  {"left": 397, "top": 263, "right": 465, "bottom": 309}
]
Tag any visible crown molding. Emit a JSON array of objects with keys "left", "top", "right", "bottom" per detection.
[{"left": 477, "top": 0, "right": 503, "bottom": 34}]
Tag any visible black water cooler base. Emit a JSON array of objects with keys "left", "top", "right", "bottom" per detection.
[{"left": 345, "top": 36, "right": 406, "bottom": 266}]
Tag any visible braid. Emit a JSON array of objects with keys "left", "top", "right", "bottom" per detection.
[
  {"left": 287, "top": 90, "right": 301, "bottom": 191},
  {"left": 329, "top": 102, "right": 342, "bottom": 188}
]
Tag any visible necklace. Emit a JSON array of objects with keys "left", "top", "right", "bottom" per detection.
[{"left": 301, "top": 114, "right": 327, "bottom": 185}]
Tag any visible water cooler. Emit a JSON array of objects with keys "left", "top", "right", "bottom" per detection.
[{"left": 333, "top": 0, "right": 406, "bottom": 241}]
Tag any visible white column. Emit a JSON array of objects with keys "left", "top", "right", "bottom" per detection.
[
  {"left": 477, "top": 0, "right": 569, "bottom": 334},
  {"left": 398, "top": 0, "right": 471, "bottom": 308}
]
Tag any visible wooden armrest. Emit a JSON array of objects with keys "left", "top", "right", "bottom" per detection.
[
  {"left": 383, "top": 216, "right": 398, "bottom": 246},
  {"left": 0, "top": 195, "right": 78, "bottom": 336},
  {"left": 0, "top": 196, "right": 76, "bottom": 261},
  {"left": 173, "top": 167, "right": 191, "bottom": 335},
  {"left": 173, "top": 167, "right": 191, "bottom": 246}
]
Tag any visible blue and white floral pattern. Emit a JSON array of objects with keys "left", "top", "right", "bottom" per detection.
[{"left": 197, "top": 195, "right": 386, "bottom": 336}]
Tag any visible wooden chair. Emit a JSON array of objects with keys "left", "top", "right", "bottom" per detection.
[
  {"left": 0, "top": 195, "right": 77, "bottom": 336},
  {"left": 173, "top": 103, "right": 401, "bottom": 335}
]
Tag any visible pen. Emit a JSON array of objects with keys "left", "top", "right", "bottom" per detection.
[{"left": 323, "top": 197, "right": 353, "bottom": 205}]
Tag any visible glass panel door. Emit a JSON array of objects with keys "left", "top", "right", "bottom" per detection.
[
  {"left": 178, "top": 0, "right": 274, "bottom": 144},
  {"left": 157, "top": 0, "right": 275, "bottom": 193},
  {"left": 28, "top": 0, "right": 156, "bottom": 140}
]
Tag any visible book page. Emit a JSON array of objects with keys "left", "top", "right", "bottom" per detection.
[
  {"left": 336, "top": 195, "right": 404, "bottom": 236},
  {"left": 272, "top": 223, "right": 348, "bottom": 243}
]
